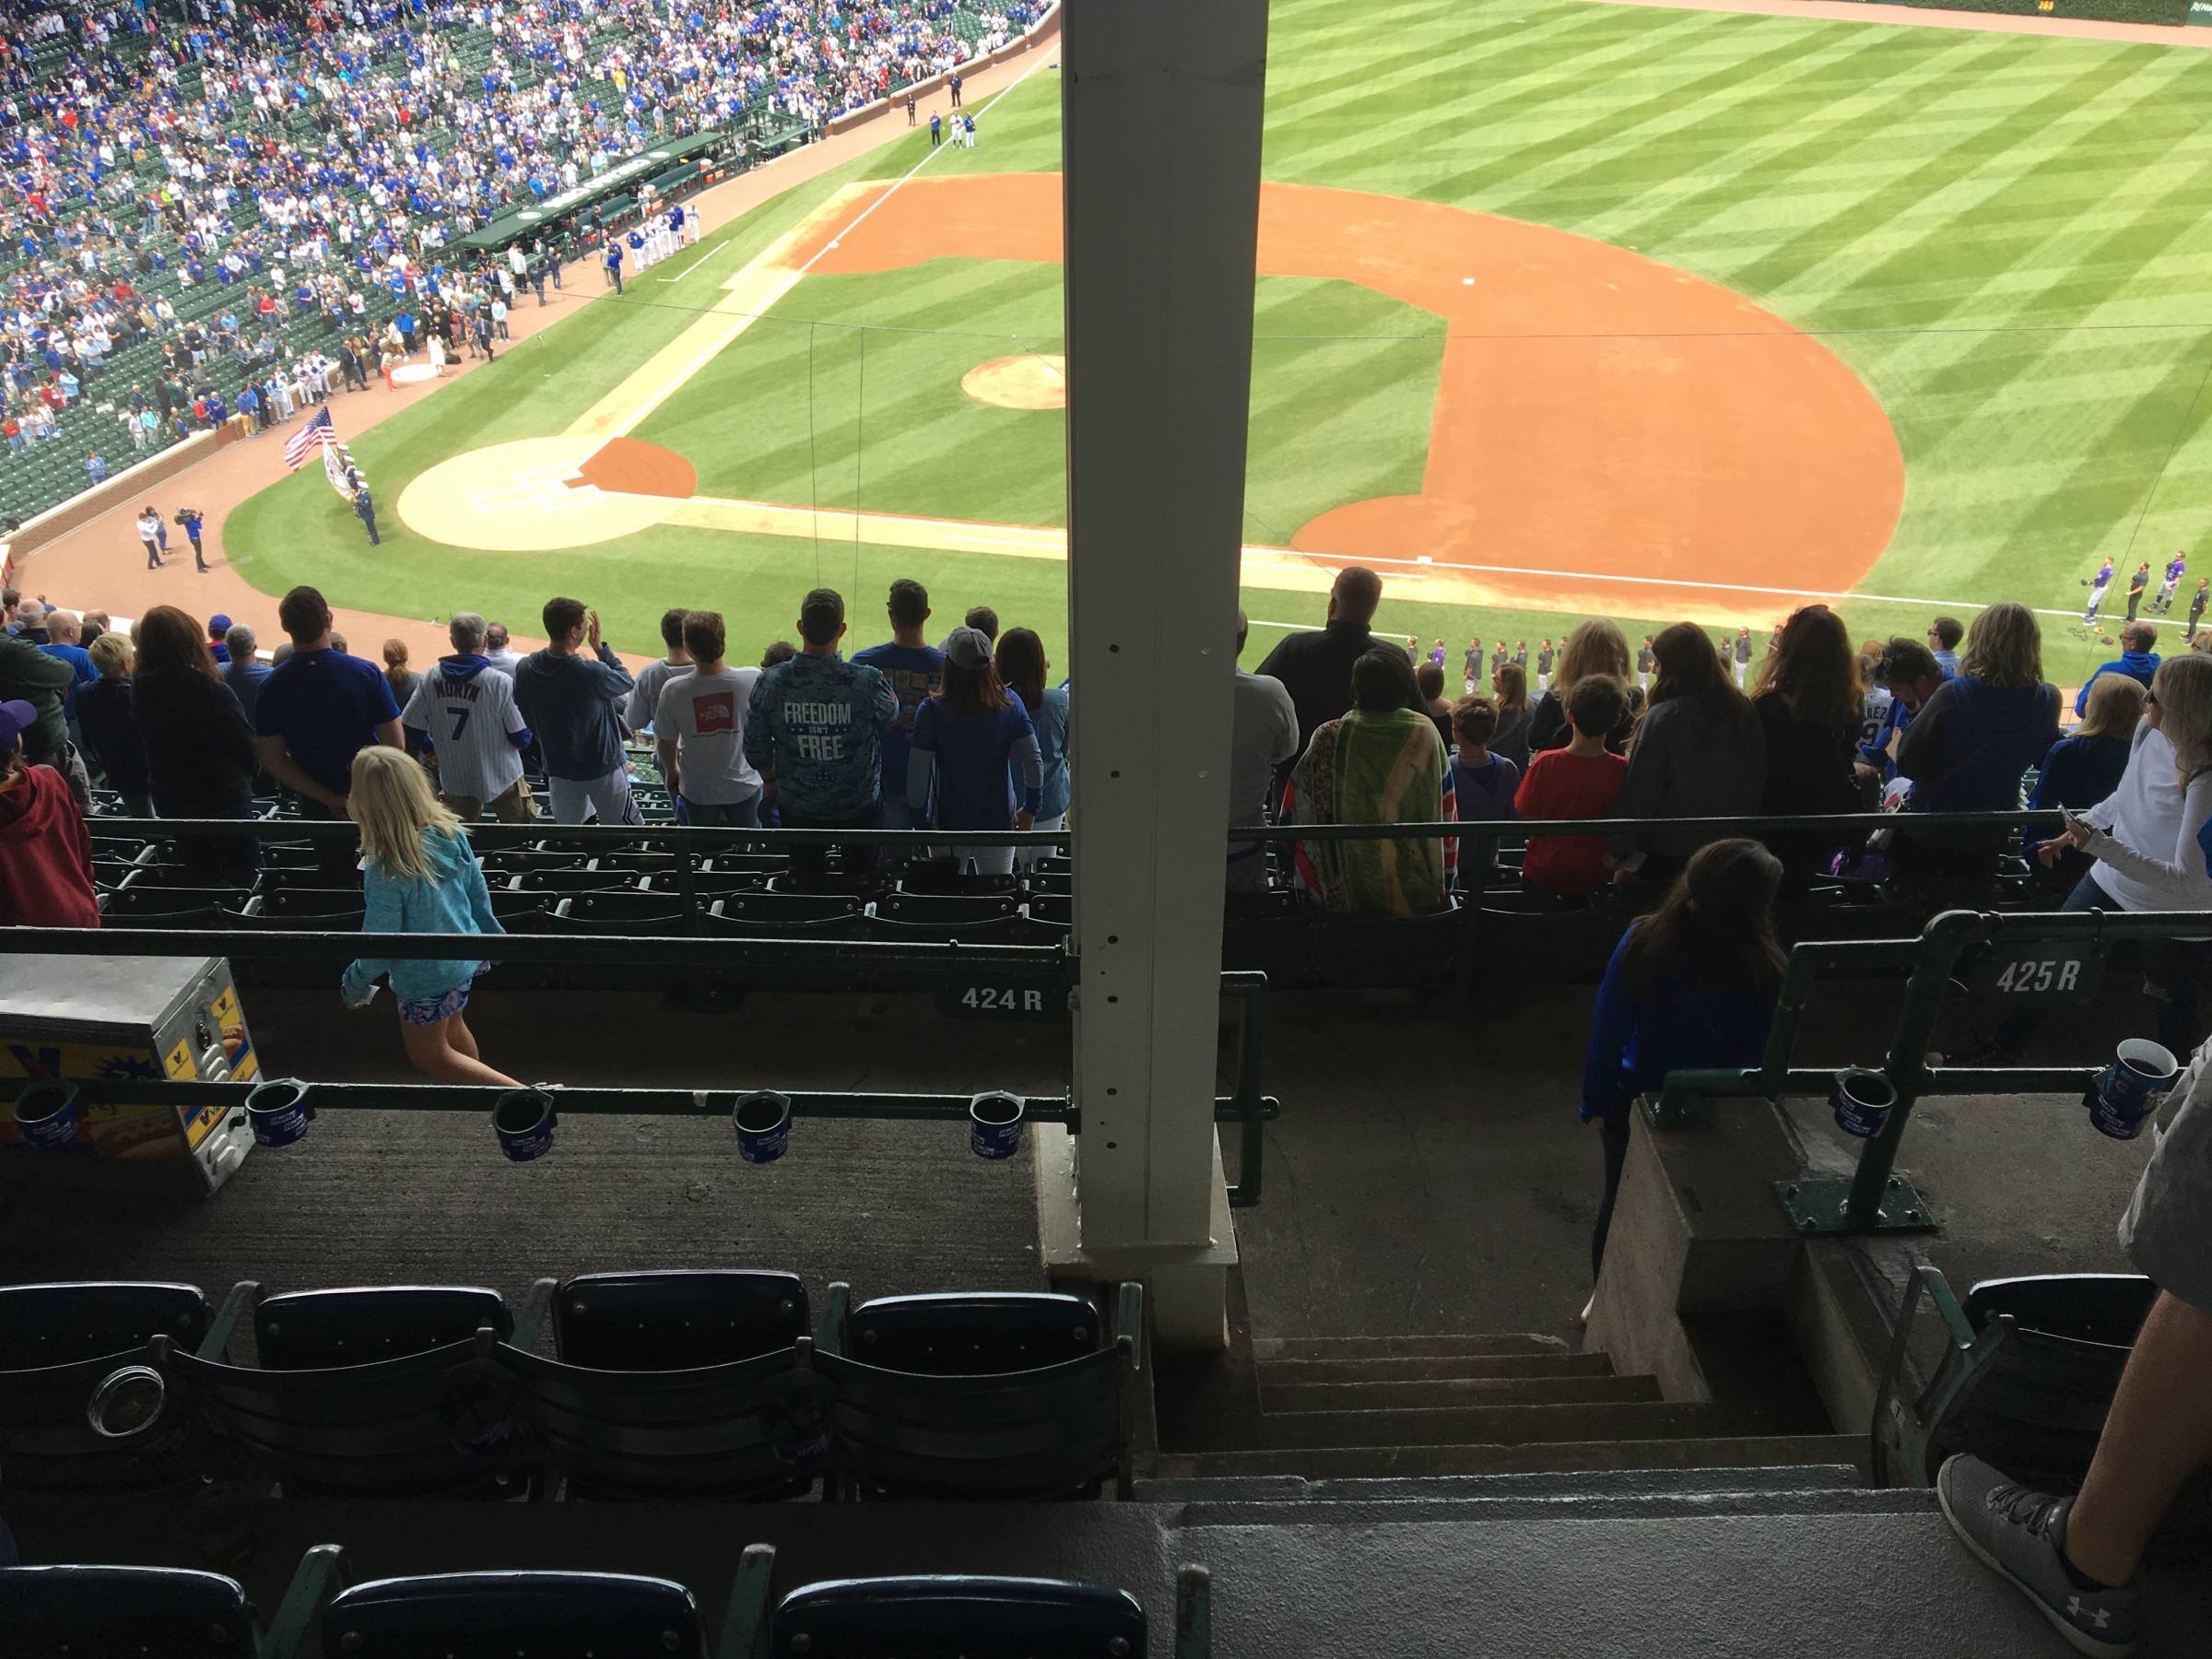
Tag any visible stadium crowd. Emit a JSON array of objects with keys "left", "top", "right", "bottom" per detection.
[
  {"left": 5, "top": 557, "right": 2209, "bottom": 934},
  {"left": 0, "top": 0, "right": 1041, "bottom": 521}
]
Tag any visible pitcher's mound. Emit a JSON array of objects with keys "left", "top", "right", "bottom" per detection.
[
  {"left": 963, "top": 354, "right": 1065, "bottom": 410},
  {"left": 571, "top": 436, "right": 697, "bottom": 499}
]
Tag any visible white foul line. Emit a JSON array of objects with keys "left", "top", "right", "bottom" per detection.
[
  {"left": 661, "top": 52, "right": 1054, "bottom": 289},
  {"left": 1279, "top": 544, "right": 2124, "bottom": 625}
]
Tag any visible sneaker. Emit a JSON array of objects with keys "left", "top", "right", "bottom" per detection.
[{"left": 1936, "top": 1454, "right": 2139, "bottom": 1657}]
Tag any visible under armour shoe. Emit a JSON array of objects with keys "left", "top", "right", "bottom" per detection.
[{"left": 1936, "top": 1454, "right": 2139, "bottom": 1658}]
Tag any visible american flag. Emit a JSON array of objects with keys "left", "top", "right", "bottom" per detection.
[{"left": 283, "top": 405, "right": 337, "bottom": 471}]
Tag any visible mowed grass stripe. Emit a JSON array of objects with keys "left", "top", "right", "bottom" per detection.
[
  {"left": 1599, "top": 34, "right": 2020, "bottom": 248},
  {"left": 1395, "top": 25, "right": 1867, "bottom": 206},
  {"left": 1780, "top": 55, "right": 2210, "bottom": 333},
  {"left": 1713, "top": 48, "right": 2164, "bottom": 303},
  {"left": 1479, "top": 30, "right": 1918, "bottom": 219},
  {"left": 1259, "top": 1, "right": 1621, "bottom": 124},
  {"left": 1273, "top": 12, "right": 1749, "bottom": 186}
]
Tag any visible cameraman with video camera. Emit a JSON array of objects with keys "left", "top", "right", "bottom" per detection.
[{"left": 175, "top": 505, "right": 206, "bottom": 573}]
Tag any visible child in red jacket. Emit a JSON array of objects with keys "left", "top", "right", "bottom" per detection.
[
  {"left": 1513, "top": 675, "right": 1630, "bottom": 904},
  {"left": 0, "top": 700, "right": 100, "bottom": 927}
]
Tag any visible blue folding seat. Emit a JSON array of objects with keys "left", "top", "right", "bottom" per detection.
[
  {"left": 318, "top": 1571, "right": 709, "bottom": 1659},
  {"left": 723, "top": 1543, "right": 1210, "bottom": 1659},
  {"left": 157, "top": 1284, "right": 531, "bottom": 1498},
  {"left": 0, "top": 1280, "right": 212, "bottom": 1492},
  {"left": 815, "top": 1287, "right": 1142, "bottom": 1500},
  {"left": 0, "top": 1547, "right": 343, "bottom": 1659},
  {"left": 497, "top": 1269, "right": 823, "bottom": 1500}
]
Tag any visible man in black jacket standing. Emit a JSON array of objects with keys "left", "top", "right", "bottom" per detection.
[
  {"left": 1255, "top": 566, "right": 1383, "bottom": 785},
  {"left": 514, "top": 596, "right": 641, "bottom": 827}
]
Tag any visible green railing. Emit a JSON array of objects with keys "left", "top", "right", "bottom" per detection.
[{"left": 1652, "top": 906, "right": 2188, "bottom": 1235}]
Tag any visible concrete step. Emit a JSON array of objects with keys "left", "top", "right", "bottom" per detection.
[
  {"left": 1255, "top": 1351, "right": 1616, "bottom": 1386},
  {"left": 1145, "top": 1431, "right": 1870, "bottom": 1483},
  {"left": 1252, "top": 1332, "right": 1579, "bottom": 1362},
  {"left": 1199, "top": 1398, "right": 1822, "bottom": 1452},
  {"left": 1259, "top": 1372, "right": 1663, "bottom": 1414},
  {"left": 1134, "top": 1462, "right": 1869, "bottom": 1505}
]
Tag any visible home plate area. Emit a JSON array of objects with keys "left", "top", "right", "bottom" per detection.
[{"left": 396, "top": 435, "right": 698, "bottom": 552}]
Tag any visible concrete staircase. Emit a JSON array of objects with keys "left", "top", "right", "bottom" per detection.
[{"left": 1148, "top": 1327, "right": 1860, "bottom": 1482}]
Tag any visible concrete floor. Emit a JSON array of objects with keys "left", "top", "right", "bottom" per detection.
[{"left": 18, "top": 1485, "right": 2206, "bottom": 1658}]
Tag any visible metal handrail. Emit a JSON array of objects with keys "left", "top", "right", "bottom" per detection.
[
  {"left": 1657, "top": 907, "right": 2190, "bottom": 1233},
  {"left": 97, "top": 806, "right": 2074, "bottom": 843}
]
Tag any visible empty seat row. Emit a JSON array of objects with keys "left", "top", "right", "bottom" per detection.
[
  {"left": 0, "top": 1273, "right": 1144, "bottom": 1504},
  {"left": 1, "top": 1542, "right": 1209, "bottom": 1659}
]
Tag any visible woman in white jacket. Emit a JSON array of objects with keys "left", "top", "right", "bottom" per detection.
[{"left": 1986, "top": 653, "right": 2212, "bottom": 1061}]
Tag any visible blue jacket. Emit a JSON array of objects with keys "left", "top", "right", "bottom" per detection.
[
  {"left": 340, "top": 826, "right": 503, "bottom": 1004},
  {"left": 1894, "top": 676, "right": 2061, "bottom": 816},
  {"left": 1581, "top": 926, "right": 1775, "bottom": 1124},
  {"left": 2075, "top": 651, "right": 2159, "bottom": 717},
  {"left": 513, "top": 643, "right": 633, "bottom": 781}
]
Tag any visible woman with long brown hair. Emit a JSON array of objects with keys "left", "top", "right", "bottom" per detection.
[
  {"left": 1752, "top": 605, "right": 1864, "bottom": 880},
  {"left": 1581, "top": 839, "right": 1783, "bottom": 1291},
  {"left": 1609, "top": 622, "right": 1764, "bottom": 883},
  {"left": 993, "top": 627, "right": 1069, "bottom": 866},
  {"left": 1489, "top": 660, "right": 1533, "bottom": 769},
  {"left": 1527, "top": 618, "right": 1631, "bottom": 757},
  {"left": 129, "top": 606, "right": 260, "bottom": 881}
]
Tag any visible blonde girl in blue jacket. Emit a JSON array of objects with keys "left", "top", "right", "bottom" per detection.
[{"left": 339, "top": 746, "right": 519, "bottom": 1086}]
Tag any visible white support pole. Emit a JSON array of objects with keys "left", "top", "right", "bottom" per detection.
[{"left": 1052, "top": 0, "right": 1270, "bottom": 1350}]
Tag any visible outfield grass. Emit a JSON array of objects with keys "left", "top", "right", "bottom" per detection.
[{"left": 229, "top": 0, "right": 2212, "bottom": 683}]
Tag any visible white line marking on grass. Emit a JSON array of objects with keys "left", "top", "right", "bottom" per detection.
[
  {"left": 590, "top": 58, "right": 1058, "bottom": 445},
  {"left": 784, "top": 53, "right": 1056, "bottom": 285},
  {"left": 1277, "top": 545, "right": 2107, "bottom": 622}
]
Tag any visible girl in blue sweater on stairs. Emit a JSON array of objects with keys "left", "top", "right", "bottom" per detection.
[{"left": 340, "top": 746, "right": 518, "bottom": 1087}]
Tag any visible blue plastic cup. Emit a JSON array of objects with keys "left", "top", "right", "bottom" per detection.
[
  {"left": 1830, "top": 1068, "right": 1897, "bottom": 1141},
  {"left": 12, "top": 1079, "right": 81, "bottom": 1150},
  {"left": 733, "top": 1090, "right": 792, "bottom": 1164},
  {"left": 2091, "top": 1040, "right": 2177, "bottom": 1142},
  {"left": 245, "top": 1078, "right": 312, "bottom": 1148},
  {"left": 969, "top": 1091, "right": 1026, "bottom": 1160},
  {"left": 492, "top": 1088, "right": 557, "bottom": 1162}
]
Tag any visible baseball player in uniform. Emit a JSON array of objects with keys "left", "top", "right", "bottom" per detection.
[
  {"left": 1463, "top": 639, "right": 1481, "bottom": 696},
  {"left": 1535, "top": 638, "right": 1555, "bottom": 695},
  {"left": 2155, "top": 551, "right": 2187, "bottom": 615},
  {"left": 2085, "top": 558, "right": 2114, "bottom": 623}
]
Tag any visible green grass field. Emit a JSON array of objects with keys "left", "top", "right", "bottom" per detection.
[{"left": 228, "top": 0, "right": 2212, "bottom": 682}]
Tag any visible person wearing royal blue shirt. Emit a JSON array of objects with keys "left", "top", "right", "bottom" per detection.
[
  {"left": 254, "top": 584, "right": 404, "bottom": 878},
  {"left": 2077, "top": 621, "right": 2161, "bottom": 718},
  {"left": 1581, "top": 840, "right": 1783, "bottom": 1296},
  {"left": 852, "top": 577, "right": 946, "bottom": 834},
  {"left": 908, "top": 626, "right": 1042, "bottom": 879}
]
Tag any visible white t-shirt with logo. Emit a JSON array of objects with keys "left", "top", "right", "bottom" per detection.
[{"left": 656, "top": 666, "right": 764, "bottom": 805}]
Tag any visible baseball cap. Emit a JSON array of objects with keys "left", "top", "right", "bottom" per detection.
[
  {"left": 943, "top": 626, "right": 994, "bottom": 671},
  {"left": 207, "top": 613, "right": 232, "bottom": 637},
  {"left": 0, "top": 699, "right": 36, "bottom": 750}
]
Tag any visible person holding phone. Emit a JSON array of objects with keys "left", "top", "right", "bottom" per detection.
[{"left": 1971, "top": 653, "right": 2212, "bottom": 1065}]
